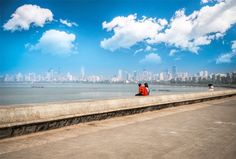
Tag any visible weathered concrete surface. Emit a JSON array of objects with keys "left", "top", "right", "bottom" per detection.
[
  {"left": 0, "top": 96, "right": 236, "bottom": 159},
  {"left": 0, "top": 90, "right": 236, "bottom": 139},
  {"left": 1, "top": 90, "right": 236, "bottom": 126}
]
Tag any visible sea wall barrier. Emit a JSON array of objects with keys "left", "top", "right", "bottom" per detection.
[{"left": 1, "top": 90, "right": 236, "bottom": 139}]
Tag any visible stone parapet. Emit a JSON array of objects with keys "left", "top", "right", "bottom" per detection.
[{"left": 0, "top": 90, "right": 236, "bottom": 139}]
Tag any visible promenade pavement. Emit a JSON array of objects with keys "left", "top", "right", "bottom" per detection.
[{"left": 0, "top": 96, "right": 236, "bottom": 159}]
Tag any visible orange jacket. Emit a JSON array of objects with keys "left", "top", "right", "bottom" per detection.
[{"left": 139, "top": 86, "right": 148, "bottom": 96}]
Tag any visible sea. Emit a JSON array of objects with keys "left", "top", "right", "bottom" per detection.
[{"left": 0, "top": 83, "right": 226, "bottom": 106}]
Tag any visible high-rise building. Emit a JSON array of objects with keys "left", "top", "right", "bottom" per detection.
[
  {"left": 80, "top": 66, "right": 85, "bottom": 81},
  {"left": 29, "top": 73, "right": 36, "bottom": 82},
  {"left": 133, "top": 71, "right": 137, "bottom": 81},
  {"left": 16, "top": 73, "right": 23, "bottom": 82},
  {"left": 204, "top": 70, "right": 208, "bottom": 79},
  {"left": 159, "top": 72, "right": 164, "bottom": 81},
  {"left": 172, "top": 66, "right": 177, "bottom": 79},
  {"left": 66, "top": 72, "right": 72, "bottom": 81},
  {"left": 118, "top": 69, "right": 123, "bottom": 81}
]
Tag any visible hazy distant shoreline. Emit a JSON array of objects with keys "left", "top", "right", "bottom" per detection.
[{"left": 1, "top": 81, "right": 235, "bottom": 88}]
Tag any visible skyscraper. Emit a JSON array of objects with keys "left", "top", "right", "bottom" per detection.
[
  {"left": 80, "top": 66, "right": 85, "bottom": 81},
  {"left": 172, "top": 66, "right": 177, "bottom": 79},
  {"left": 118, "top": 69, "right": 123, "bottom": 81}
]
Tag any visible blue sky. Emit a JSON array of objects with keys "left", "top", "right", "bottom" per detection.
[{"left": 0, "top": 0, "right": 236, "bottom": 76}]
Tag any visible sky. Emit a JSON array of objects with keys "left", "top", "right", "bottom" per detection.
[{"left": 0, "top": 0, "right": 236, "bottom": 76}]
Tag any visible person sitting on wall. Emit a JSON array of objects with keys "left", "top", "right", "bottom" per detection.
[
  {"left": 135, "top": 83, "right": 143, "bottom": 96},
  {"left": 144, "top": 82, "right": 150, "bottom": 95},
  {"left": 208, "top": 84, "right": 214, "bottom": 91},
  {"left": 135, "top": 83, "right": 148, "bottom": 96}
]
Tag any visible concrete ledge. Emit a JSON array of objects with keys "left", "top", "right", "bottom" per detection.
[{"left": 0, "top": 90, "right": 236, "bottom": 139}]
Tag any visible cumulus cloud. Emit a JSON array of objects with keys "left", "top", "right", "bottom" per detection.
[
  {"left": 149, "top": 0, "right": 236, "bottom": 53},
  {"left": 100, "top": 14, "right": 168, "bottom": 51},
  {"left": 59, "top": 19, "right": 78, "bottom": 27},
  {"left": 216, "top": 40, "right": 236, "bottom": 63},
  {"left": 140, "top": 53, "right": 161, "bottom": 64},
  {"left": 101, "top": 0, "right": 236, "bottom": 53},
  {"left": 3, "top": 4, "right": 53, "bottom": 31},
  {"left": 29, "top": 29, "right": 77, "bottom": 56}
]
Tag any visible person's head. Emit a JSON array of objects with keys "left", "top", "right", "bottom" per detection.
[
  {"left": 138, "top": 83, "right": 142, "bottom": 87},
  {"left": 144, "top": 83, "right": 148, "bottom": 88}
]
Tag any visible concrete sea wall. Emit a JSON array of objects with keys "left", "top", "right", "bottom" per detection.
[{"left": 1, "top": 90, "right": 236, "bottom": 139}]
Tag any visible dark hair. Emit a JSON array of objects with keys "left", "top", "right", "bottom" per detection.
[
  {"left": 144, "top": 82, "right": 148, "bottom": 87},
  {"left": 138, "top": 83, "right": 141, "bottom": 87}
]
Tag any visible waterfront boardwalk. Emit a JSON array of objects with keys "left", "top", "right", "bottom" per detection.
[{"left": 0, "top": 96, "right": 236, "bottom": 159}]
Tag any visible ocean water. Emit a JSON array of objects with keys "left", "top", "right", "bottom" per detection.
[{"left": 0, "top": 83, "right": 224, "bottom": 106}]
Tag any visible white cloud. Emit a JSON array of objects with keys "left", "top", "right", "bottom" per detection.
[
  {"left": 101, "top": 0, "right": 236, "bottom": 53},
  {"left": 149, "top": 0, "right": 236, "bottom": 53},
  {"left": 145, "top": 45, "right": 156, "bottom": 51},
  {"left": 140, "top": 53, "right": 161, "bottom": 64},
  {"left": 59, "top": 19, "right": 78, "bottom": 27},
  {"left": 201, "top": 0, "right": 211, "bottom": 3},
  {"left": 216, "top": 40, "right": 236, "bottom": 63},
  {"left": 169, "top": 49, "right": 178, "bottom": 56},
  {"left": 232, "top": 40, "right": 236, "bottom": 51},
  {"left": 133, "top": 45, "right": 157, "bottom": 56},
  {"left": 145, "top": 45, "right": 152, "bottom": 51},
  {"left": 100, "top": 14, "right": 168, "bottom": 51},
  {"left": 29, "top": 29, "right": 77, "bottom": 56},
  {"left": 201, "top": 0, "right": 225, "bottom": 4},
  {"left": 3, "top": 4, "right": 53, "bottom": 31},
  {"left": 216, "top": 52, "right": 236, "bottom": 63},
  {"left": 134, "top": 48, "right": 143, "bottom": 55}
]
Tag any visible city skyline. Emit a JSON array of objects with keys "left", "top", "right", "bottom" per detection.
[
  {"left": 1, "top": 66, "right": 236, "bottom": 84},
  {"left": 0, "top": 65, "right": 222, "bottom": 78},
  {"left": 1, "top": 0, "right": 236, "bottom": 75}
]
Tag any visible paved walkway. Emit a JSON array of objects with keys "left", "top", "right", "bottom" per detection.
[{"left": 0, "top": 96, "right": 236, "bottom": 159}]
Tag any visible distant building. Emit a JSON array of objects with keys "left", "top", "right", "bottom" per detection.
[
  {"left": 1, "top": 68, "right": 236, "bottom": 84},
  {"left": 159, "top": 72, "right": 164, "bottom": 81},
  {"left": 80, "top": 66, "right": 85, "bottom": 81},
  {"left": 16, "top": 73, "right": 23, "bottom": 82},
  {"left": 172, "top": 66, "right": 177, "bottom": 79},
  {"left": 117, "top": 69, "right": 123, "bottom": 81}
]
